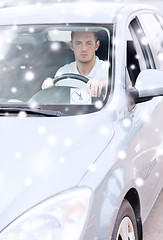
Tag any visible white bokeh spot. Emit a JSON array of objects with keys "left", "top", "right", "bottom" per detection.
[
  {"left": 89, "top": 163, "right": 96, "bottom": 172},
  {"left": 25, "top": 177, "right": 33, "bottom": 186},
  {"left": 47, "top": 135, "right": 57, "bottom": 145},
  {"left": 135, "top": 178, "right": 144, "bottom": 187},
  {"left": 141, "top": 37, "right": 148, "bottom": 45},
  {"left": 99, "top": 126, "right": 109, "bottom": 136},
  {"left": 59, "top": 157, "right": 65, "bottom": 164},
  {"left": 122, "top": 118, "right": 132, "bottom": 128},
  {"left": 11, "top": 87, "right": 17, "bottom": 93},
  {"left": 15, "top": 152, "right": 22, "bottom": 159},
  {"left": 64, "top": 138, "right": 72, "bottom": 147},
  {"left": 18, "top": 111, "right": 27, "bottom": 119},
  {"left": 95, "top": 101, "right": 103, "bottom": 109},
  {"left": 25, "top": 71, "right": 34, "bottom": 81},
  {"left": 38, "top": 126, "right": 46, "bottom": 135},
  {"left": 118, "top": 150, "right": 126, "bottom": 159}
]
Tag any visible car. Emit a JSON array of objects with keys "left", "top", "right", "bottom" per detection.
[{"left": 0, "top": 1, "right": 162, "bottom": 240}]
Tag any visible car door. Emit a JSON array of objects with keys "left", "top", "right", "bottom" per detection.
[{"left": 127, "top": 14, "right": 163, "bottom": 220}]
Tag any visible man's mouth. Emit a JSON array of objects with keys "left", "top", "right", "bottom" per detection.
[{"left": 80, "top": 54, "right": 87, "bottom": 57}]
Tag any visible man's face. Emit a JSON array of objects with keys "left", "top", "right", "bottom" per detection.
[{"left": 70, "top": 32, "right": 100, "bottom": 64}]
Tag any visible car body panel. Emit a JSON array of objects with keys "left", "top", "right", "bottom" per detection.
[
  {"left": 0, "top": 3, "right": 157, "bottom": 25},
  {"left": 0, "top": 110, "right": 115, "bottom": 231}
]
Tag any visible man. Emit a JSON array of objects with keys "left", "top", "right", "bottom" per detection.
[{"left": 41, "top": 31, "right": 108, "bottom": 97}]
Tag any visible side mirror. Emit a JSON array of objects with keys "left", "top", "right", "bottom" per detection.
[{"left": 128, "top": 69, "right": 163, "bottom": 103}]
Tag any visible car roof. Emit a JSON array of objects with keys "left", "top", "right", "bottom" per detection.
[{"left": 0, "top": 1, "right": 158, "bottom": 25}]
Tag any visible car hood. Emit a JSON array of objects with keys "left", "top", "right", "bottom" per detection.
[{"left": 0, "top": 109, "right": 114, "bottom": 230}]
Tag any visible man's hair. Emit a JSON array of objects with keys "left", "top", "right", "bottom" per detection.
[{"left": 71, "top": 31, "right": 99, "bottom": 42}]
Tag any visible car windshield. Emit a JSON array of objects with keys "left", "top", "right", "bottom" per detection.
[{"left": 0, "top": 24, "right": 112, "bottom": 115}]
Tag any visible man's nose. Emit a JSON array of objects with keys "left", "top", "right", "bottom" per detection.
[{"left": 81, "top": 44, "right": 87, "bottom": 51}]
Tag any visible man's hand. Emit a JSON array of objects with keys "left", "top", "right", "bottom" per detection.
[
  {"left": 86, "top": 77, "right": 107, "bottom": 97},
  {"left": 41, "top": 78, "right": 58, "bottom": 90}
]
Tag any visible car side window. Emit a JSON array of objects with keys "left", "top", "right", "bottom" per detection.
[
  {"left": 126, "top": 29, "right": 142, "bottom": 87},
  {"left": 126, "top": 17, "right": 155, "bottom": 88},
  {"left": 125, "top": 17, "right": 155, "bottom": 111},
  {"left": 138, "top": 14, "right": 163, "bottom": 70},
  {"left": 125, "top": 25, "right": 145, "bottom": 110}
]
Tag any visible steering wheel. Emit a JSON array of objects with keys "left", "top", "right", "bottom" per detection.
[
  {"left": 29, "top": 73, "right": 103, "bottom": 105},
  {"left": 53, "top": 73, "right": 89, "bottom": 84}
]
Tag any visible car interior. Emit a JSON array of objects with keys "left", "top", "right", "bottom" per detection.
[{"left": 0, "top": 27, "right": 109, "bottom": 104}]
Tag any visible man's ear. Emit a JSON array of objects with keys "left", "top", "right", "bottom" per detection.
[
  {"left": 95, "top": 40, "right": 100, "bottom": 51},
  {"left": 70, "top": 41, "right": 74, "bottom": 51}
]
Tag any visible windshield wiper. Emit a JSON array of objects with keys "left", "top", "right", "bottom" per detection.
[{"left": 0, "top": 107, "right": 66, "bottom": 117}]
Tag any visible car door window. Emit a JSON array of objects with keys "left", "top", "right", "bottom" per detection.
[
  {"left": 125, "top": 25, "right": 145, "bottom": 110},
  {"left": 126, "top": 29, "right": 142, "bottom": 87},
  {"left": 126, "top": 17, "right": 155, "bottom": 88},
  {"left": 125, "top": 17, "right": 156, "bottom": 110},
  {"left": 138, "top": 14, "right": 163, "bottom": 70},
  {"left": 129, "top": 18, "right": 155, "bottom": 70}
]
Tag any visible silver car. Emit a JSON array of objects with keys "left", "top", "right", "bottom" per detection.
[{"left": 0, "top": 1, "right": 162, "bottom": 240}]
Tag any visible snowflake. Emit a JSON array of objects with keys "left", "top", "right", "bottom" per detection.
[
  {"left": 158, "top": 52, "right": 163, "bottom": 61},
  {"left": 0, "top": 54, "right": 4, "bottom": 60},
  {"left": 155, "top": 172, "right": 160, "bottom": 177},
  {"left": 107, "top": 102, "right": 115, "bottom": 112},
  {"left": 59, "top": 157, "right": 65, "bottom": 164},
  {"left": 102, "top": 61, "right": 110, "bottom": 69},
  {"left": 117, "top": 13, "right": 122, "bottom": 19},
  {"left": 24, "top": 177, "right": 33, "bottom": 186},
  {"left": 64, "top": 138, "right": 72, "bottom": 147},
  {"left": 155, "top": 128, "right": 159, "bottom": 132},
  {"left": 99, "top": 126, "right": 109, "bottom": 136},
  {"left": 118, "top": 150, "right": 126, "bottom": 159},
  {"left": 28, "top": 101, "right": 39, "bottom": 109},
  {"left": 38, "top": 125, "right": 46, "bottom": 135},
  {"left": 135, "top": 54, "right": 140, "bottom": 59},
  {"left": 89, "top": 163, "right": 96, "bottom": 172},
  {"left": 25, "top": 71, "right": 34, "bottom": 81},
  {"left": 156, "top": 147, "right": 163, "bottom": 157},
  {"left": 51, "top": 42, "right": 61, "bottom": 51},
  {"left": 11, "top": 87, "right": 17, "bottom": 93},
  {"left": 141, "top": 37, "right": 148, "bottom": 46},
  {"left": 15, "top": 152, "right": 22, "bottom": 159},
  {"left": 130, "top": 64, "right": 136, "bottom": 70},
  {"left": 141, "top": 111, "right": 150, "bottom": 123},
  {"left": 137, "top": 29, "right": 142, "bottom": 34},
  {"left": 18, "top": 111, "right": 27, "bottom": 119},
  {"left": 122, "top": 117, "right": 132, "bottom": 128},
  {"left": 95, "top": 100, "right": 103, "bottom": 109},
  {"left": 12, "top": 25, "right": 18, "bottom": 31},
  {"left": 135, "top": 178, "right": 144, "bottom": 187},
  {"left": 29, "top": 27, "right": 35, "bottom": 33},
  {"left": 47, "top": 135, "right": 57, "bottom": 145}
]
